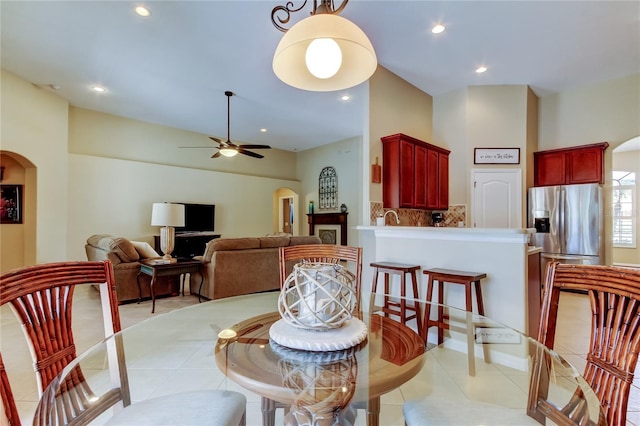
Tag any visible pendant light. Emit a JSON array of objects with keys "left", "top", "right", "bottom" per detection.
[{"left": 271, "top": 0, "right": 377, "bottom": 92}]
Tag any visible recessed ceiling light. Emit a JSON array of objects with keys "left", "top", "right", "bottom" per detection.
[
  {"left": 432, "top": 24, "right": 445, "bottom": 34},
  {"left": 475, "top": 66, "right": 488, "bottom": 74},
  {"left": 260, "top": 128, "right": 267, "bottom": 133},
  {"left": 90, "top": 85, "right": 106, "bottom": 93},
  {"left": 341, "top": 95, "right": 350, "bottom": 101},
  {"left": 135, "top": 6, "right": 151, "bottom": 17}
]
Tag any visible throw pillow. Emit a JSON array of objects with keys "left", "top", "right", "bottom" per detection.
[{"left": 131, "top": 241, "right": 160, "bottom": 259}]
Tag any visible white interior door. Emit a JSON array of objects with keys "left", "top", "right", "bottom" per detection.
[{"left": 471, "top": 169, "right": 522, "bottom": 228}]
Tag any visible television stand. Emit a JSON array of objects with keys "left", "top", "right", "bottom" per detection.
[{"left": 154, "top": 232, "right": 221, "bottom": 259}]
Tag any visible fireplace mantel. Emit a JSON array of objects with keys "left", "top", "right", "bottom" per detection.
[{"left": 307, "top": 212, "right": 348, "bottom": 245}]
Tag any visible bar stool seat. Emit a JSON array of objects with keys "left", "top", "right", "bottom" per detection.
[
  {"left": 422, "top": 268, "right": 489, "bottom": 376},
  {"left": 370, "top": 261, "right": 423, "bottom": 336}
]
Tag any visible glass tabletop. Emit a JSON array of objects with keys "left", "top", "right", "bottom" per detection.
[{"left": 33, "top": 292, "right": 604, "bottom": 426}]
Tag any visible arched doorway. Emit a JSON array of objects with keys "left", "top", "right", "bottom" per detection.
[
  {"left": 0, "top": 151, "right": 37, "bottom": 273},
  {"left": 612, "top": 136, "right": 639, "bottom": 267},
  {"left": 273, "top": 187, "right": 299, "bottom": 236}
]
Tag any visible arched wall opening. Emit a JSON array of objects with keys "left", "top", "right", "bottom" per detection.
[
  {"left": 273, "top": 187, "right": 299, "bottom": 236},
  {"left": 0, "top": 151, "right": 37, "bottom": 273}
]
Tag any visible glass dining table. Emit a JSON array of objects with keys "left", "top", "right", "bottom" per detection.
[{"left": 33, "top": 291, "right": 604, "bottom": 426}]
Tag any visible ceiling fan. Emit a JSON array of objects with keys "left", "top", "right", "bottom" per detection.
[{"left": 181, "top": 91, "right": 271, "bottom": 159}]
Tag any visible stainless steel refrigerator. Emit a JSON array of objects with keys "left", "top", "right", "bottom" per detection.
[{"left": 528, "top": 183, "right": 604, "bottom": 273}]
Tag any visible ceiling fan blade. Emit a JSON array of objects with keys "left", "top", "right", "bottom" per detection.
[
  {"left": 209, "top": 136, "right": 223, "bottom": 143},
  {"left": 238, "top": 149, "right": 264, "bottom": 159},
  {"left": 239, "top": 144, "right": 271, "bottom": 150},
  {"left": 211, "top": 151, "right": 222, "bottom": 158}
]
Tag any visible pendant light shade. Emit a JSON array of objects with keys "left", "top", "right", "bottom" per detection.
[{"left": 273, "top": 14, "right": 377, "bottom": 92}]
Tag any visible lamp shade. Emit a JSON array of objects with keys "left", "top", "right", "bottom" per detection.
[
  {"left": 151, "top": 203, "right": 185, "bottom": 227},
  {"left": 273, "top": 14, "right": 377, "bottom": 92}
]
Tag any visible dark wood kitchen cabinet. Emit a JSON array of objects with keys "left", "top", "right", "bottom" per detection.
[
  {"left": 534, "top": 142, "right": 608, "bottom": 187},
  {"left": 381, "top": 133, "right": 450, "bottom": 210},
  {"left": 427, "top": 148, "right": 449, "bottom": 210}
]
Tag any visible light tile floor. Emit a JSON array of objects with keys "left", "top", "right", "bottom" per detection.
[{"left": 1, "top": 288, "right": 638, "bottom": 425}]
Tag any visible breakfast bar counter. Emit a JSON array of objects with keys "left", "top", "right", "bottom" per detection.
[{"left": 357, "top": 226, "right": 537, "bottom": 335}]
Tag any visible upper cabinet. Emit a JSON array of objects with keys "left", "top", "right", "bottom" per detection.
[
  {"left": 381, "top": 133, "right": 450, "bottom": 210},
  {"left": 534, "top": 142, "right": 609, "bottom": 187}
]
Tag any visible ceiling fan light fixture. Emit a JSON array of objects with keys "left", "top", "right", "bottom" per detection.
[
  {"left": 273, "top": 13, "right": 377, "bottom": 92},
  {"left": 219, "top": 147, "right": 238, "bottom": 157}
]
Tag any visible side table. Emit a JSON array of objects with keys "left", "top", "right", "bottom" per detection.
[{"left": 137, "top": 258, "right": 204, "bottom": 313}]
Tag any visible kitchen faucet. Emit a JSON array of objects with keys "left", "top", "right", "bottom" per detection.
[{"left": 384, "top": 209, "right": 400, "bottom": 225}]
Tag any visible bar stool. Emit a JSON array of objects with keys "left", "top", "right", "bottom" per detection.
[
  {"left": 422, "top": 268, "right": 489, "bottom": 376},
  {"left": 370, "top": 261, "right": 423, "bottom": 336}
]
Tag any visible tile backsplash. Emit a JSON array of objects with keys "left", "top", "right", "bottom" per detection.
[{"left": 370, "top": 202, "right": 466, "bottom": 227}]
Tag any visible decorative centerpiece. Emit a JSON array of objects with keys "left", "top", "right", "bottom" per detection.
[{"left": 270, "top": 262, "right": 367, "bottom": 351}]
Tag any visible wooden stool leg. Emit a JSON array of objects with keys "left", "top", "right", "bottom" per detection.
[
  {"left": 464, "top": 281, "right": 476, "bottom": 376},
  {"left": 411, "top": 271, "right": 423, "bottom": 337},
  {"left": 422, "top": 276, "right": 435, "bottom": 342},
  {"left": 400, "top": 273, "right": 407, "bottom": 325},
  {"left": 371, "top": 268, "right": 380, "bottom": 293},
  {"left": 383, "top": 273, "right": 390, "bottom": 318},
  {"left": 474, "top": 280, "right": 491, "bottom": 365},
  {"left": 437, "top": 280, "right": 444, "bottom": 344},
  {"left": 370, "top": 268, "right": 380, "bottom": 313}
]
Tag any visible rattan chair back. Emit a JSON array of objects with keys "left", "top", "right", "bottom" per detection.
[
  {"left": 1, "top": 352, "right": 21, "bottom": 426},
  {"left": 531, "top": 262, "right": 640, "bottom": 426},
  {"left": 279, "top": 244, "right": 362, "bottom": 306},
  {"left": 0, "top": 261, "right": 121, "bottom": 394}
]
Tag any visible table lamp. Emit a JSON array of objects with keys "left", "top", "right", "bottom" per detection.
[{"left": 151, "top": 202, "right": 185, "bottom": 259}]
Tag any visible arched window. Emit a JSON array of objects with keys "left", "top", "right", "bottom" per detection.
[{"left": 612, "top": 170, "right": 636, "bottom": 247}]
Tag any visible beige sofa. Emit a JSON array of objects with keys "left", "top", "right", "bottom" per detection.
[
  {"left": 196, "top": 235, "right": 321, "bottom": 300},
  {"left": 85, "top": 234, "right": 178, "bottom": 304}
]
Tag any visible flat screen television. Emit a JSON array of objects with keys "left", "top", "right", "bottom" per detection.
[{"left": 175, "top": 203, "right": 215, "bottom": 233}]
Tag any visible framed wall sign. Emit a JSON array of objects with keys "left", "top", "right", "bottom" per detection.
[
  {"left": 1, "top": 184, "right": 23, "bottom": 224},
  {"left": 474, "top": 148, "right": 520, "bottom": 164}
]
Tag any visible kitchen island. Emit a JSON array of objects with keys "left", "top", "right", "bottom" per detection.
[{"left": 357, "top": 226, "right": 538, "bottom": 336}]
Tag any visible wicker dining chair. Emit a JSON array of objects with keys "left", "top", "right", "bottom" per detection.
[
  {"left": 0, "top": 261, "right": 122, "bottom": 395},
  {"left": 1, "top": 352, "right": 21, "bottom": 426},
  {"left": 2, "top": 261, "right": 247, "bottom": 426},
  {"left": 528, "top": 262, "right": 640, "bottom": 426}
]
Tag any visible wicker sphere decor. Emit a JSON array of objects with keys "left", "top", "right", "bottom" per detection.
[{"left": 278, "top": 262, "right": 357, "bottom": 330}]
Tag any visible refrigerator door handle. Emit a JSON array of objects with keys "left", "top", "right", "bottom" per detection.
[{"left": 558, "top": 187, "right": 565, "bottom": 253}]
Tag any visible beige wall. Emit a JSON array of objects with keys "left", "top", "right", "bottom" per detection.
[
  {"left": 69, "top": 107, "right": 298, "bottom": 181},
  {"left": 296, "top": 136, "right": 363, "bottom": 246},
  {"left": 539, "top": 74, "right": 640, "bottom": 151},
  {"left": 67, "top": 154, "right": 300, "bottom": 261},
  {"left": 433, "top": 88, "right": 468, "bottom": 205},
  {"left": 1, "top": 69, "right": 69, "bottom": 269},
  {"left": 433, "top": 85, "right": 537, "bottom": 220},
  {"left": 368, "top": 66, "right": 433, "bottom": 206}
]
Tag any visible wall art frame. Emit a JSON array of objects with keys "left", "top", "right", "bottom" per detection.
[
  {"left": 474, "top": 148, "right": 520, "bottom": 164},
  {"left": 1, "top": 184, "right": 23, "bottom": 224}
]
